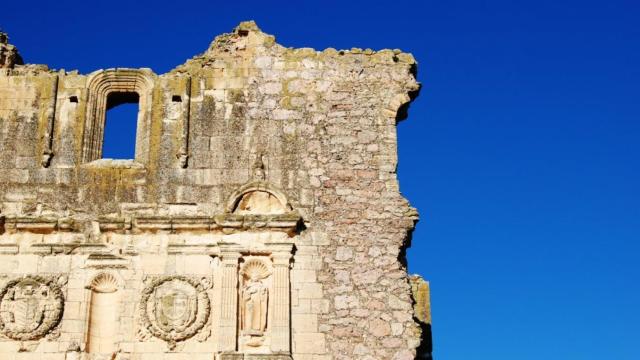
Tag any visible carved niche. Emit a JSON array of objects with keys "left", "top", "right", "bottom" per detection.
[
  {"left": 86, "top": 273, "right": 120, "bottom": 355},
  {"left": 138, "top": 276, "right": 211, "bottom": 347},
  {"left": 0, "top": 275, "right": 65, "bottom": 341},
  {"left": 239, "top": 258, "right": 272, "bottom": 349}
]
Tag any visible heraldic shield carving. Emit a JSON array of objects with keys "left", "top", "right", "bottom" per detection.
[
  {"left": 0, "top": 276, "right": 65, "bottom": 341},
  {"left": 139, "top": 276, "right": 211, "bottom": 345}
]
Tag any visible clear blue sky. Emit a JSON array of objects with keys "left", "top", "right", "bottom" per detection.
[{"left": 3, "top": 1, "right": 639, "bottom": 358}]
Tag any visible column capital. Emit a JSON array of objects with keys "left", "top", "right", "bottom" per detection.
[
  {"left": 266, "top": 242, "right": 294, "bottom": 266},
  {"left": 219, "top": 243, "right": 243, "bottom": 264},
  {"left": 271, "top": 253, "right": 292, "bottom": 266}
]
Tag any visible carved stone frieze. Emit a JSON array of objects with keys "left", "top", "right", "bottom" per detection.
[
  {"left": 138, "top": 276, "right": 211, "bottom": 347},
  {"left": 0, "top": 275, "right": 65, "bottom": 341}
]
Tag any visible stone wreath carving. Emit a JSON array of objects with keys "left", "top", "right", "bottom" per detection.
[
  {"left": 0, "top": 275, "right": 65, "bottom": 341},
  {"left": 138, "top": 276, "right": 211, "bottom": 347}
]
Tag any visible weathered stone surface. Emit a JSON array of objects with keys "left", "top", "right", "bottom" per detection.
[
  {"left": 0, "top": 32, "right": 23, "bottom": 69},
  {"left": 410, "top": 275, "right": 433, "bottom": 359},
  {"left": 410, "top": 275, "right": 431, "bottom": 325},
  {"left": 0, "top": 21, "right": 428, "bottom": 359}
]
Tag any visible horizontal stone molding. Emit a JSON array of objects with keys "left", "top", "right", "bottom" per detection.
[
  {"left": 0, "top": 244, "right": 18, "bottom": 254},
  {"left": 220, "top": 354, "right": 292, "bottom": 360},
  {"left": 26, "top": 243, "right": 107, "bottom": 255},
  {"left": 85, "top": 253, "right": 130, "bottom": 269},
  {"left": 1, "top": 213, "right": 302, "bottom": 235}
]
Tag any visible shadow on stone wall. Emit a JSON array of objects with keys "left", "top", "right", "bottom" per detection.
[
  {"left": 410, "top": 274, "right": 433, "bottom": 359},
  {"left": 416, "top": 321, "right": 433, "bottom": 359}
]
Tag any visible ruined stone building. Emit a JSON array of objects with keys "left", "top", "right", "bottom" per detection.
[{"left": 0, "top": 22, "right": 431, "bottom": 359}]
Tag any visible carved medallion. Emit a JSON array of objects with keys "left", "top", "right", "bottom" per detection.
[
  {"left": 139, "top": 276, "right": 211, "bottom": 346},
  {"left": 0, "top": 276, "right": 65, "bottom": 341}
]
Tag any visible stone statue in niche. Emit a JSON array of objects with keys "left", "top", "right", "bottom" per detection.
[
  {"left": 240, "top": 258, "right": 271, "bottom": 344},
  {"left": 241, "top": 273, "right": 268, "bottom": 335},
  {"left": 0, "top": 275, "right": 65, "bottom": 341}
]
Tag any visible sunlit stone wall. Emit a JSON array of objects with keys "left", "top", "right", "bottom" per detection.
[{"left": 0, "top": 22, "right": 426, "bottom": 360}]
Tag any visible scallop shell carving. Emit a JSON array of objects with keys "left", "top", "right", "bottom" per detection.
[
  {"left": 89, "top": 273, "right": 119, "bottom": 293},
  {"left": 240, "top": 258, "right": 271, "bottom": 280}
]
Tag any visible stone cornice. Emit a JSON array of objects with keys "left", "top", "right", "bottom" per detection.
[{"left": 0, "top": 213, "right": 302, "bottom": 235}]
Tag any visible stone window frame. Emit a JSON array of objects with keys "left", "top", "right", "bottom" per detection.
[{"left": 82, "top": 68, "right": 156, "bottom": 164}]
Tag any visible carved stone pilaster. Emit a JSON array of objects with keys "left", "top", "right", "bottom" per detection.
[
  {"left": 219, "top": 248, "right": 242, "bottom": 352},
  {"left": 267, "top": 244, "right": 294, "bottom": 353}
]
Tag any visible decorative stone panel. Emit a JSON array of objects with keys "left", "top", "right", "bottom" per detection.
[
  {"left": 0, "top": 275, "right": 65, "bottom": 341},
  {"left": 138, "top": 275, "right": 212, "bottom": 348}
]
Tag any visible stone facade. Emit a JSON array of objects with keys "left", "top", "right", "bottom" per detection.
[{"left": 0, "top": 21, "right": 429, "bottom": 359}]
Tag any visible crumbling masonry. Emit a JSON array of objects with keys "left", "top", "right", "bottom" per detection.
[{"left": 0, "top": 22, "right": 431, "bottom": 359}]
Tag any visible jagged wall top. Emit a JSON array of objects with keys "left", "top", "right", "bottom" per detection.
[
  {"left": 2, "top": 20, "right": 419, "bottom": 92},
  {"left": 172, "top": 21, "right": 418, "bottom": 87},
  {"left": 0, "top": 31, "right": 23, "bottom": 69}
]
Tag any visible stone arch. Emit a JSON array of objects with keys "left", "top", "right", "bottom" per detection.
[
  {"left": 82, "top": 68, "right": 156, "bottom": 163},
  {"left": 227, "top": 181, "right": 292, "bottom": 215},
  {"left": 85, "top": 272, "right": 122, "bottom": 355}
]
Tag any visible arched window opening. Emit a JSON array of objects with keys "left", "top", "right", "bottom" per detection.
[{"left": 102, "top": 92, "right": 139, "bottom": 159}]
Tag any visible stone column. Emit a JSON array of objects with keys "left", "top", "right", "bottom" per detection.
[
  {"left": 218, "top": 248, "right": 241, "bottom": 352},
  {"left": 268, "top": 243, "right": 294, "bottom": 353}
]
